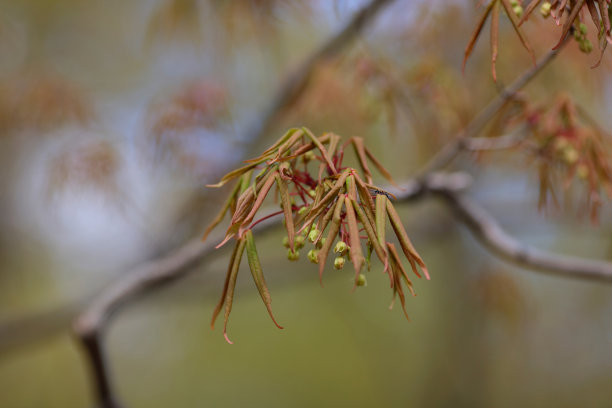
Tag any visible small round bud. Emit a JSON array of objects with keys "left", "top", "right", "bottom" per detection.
[
  {"left": 579, "top": 39, "right": 593, "bottom": 54},
  {"left": 316, "top": 237, "right": 326, "bottom": 249},
  {"left": 510, "top": 0, "right": 519, "bottom": 6},
  {"left": 334, "top": 241, "right": 348, "bottom": 254},
  {"left": 334, "top": 256, "right": 345, "bottom": 270},
  {"left": 579, "top": 22, "right": 588, "bottom": 35},
  {"left": 308, "top": 189, "right": 316, "bottom": 198},
  {"left": 356, "top": 273, "right": 367, "bottom": 287},
  {"left": 308, "top": 228, "right": 320, "bottom": 243},
  {"left": 576, "top": 164, "right": 589, "bottom": 179},
  {"left": 307, "top": 249, "right": 319, "bottom": 264},
  {"left": 287, "top": 248, "right": 300, "bottom": 261},
  {"left": 513, "top": 5, "right": 523, "bottom": 18},
  {"left": 282, "top": 236, "right": 290, "bottom": 248},
  {"left": 540, "top": 2, "right": 552, "bottom": 17},
  {"left": 554, "top": 138, "right": 569, "bottom": 152},
  {"left": 298, "top": 206, "right": 309, "bottom": 216},
  {"left": 295, "top": 235, "right": 305, "bottom": 249},
  {"left": 303, "top": 150, "right": 316, "bottom": 163},
  {"left": 563, "top": 147, "right": 579, "bottom": 165}
]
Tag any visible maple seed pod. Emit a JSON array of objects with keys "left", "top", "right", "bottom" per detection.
[
  {"left": 307, "top": 249, "right": 319, "bottom": 264},
  {"left": 295, "top": 235, "right": 305, "bottom": 249},
  {"left": 334, "top": 240, "right": 348, "bottom": 255},
  {"left": 540, "top": 1, "right": 552, "bottom": 17},
  {"left": 356, "top": 273, "right": 367, "bottom": 287},
  {"left": 334, "top": 256, "right": 346, "bottom": 270},
  {"left": 308, "top": 228, "right": 320, "bottom": 243},
  {"left": 282, "top": 236, "right": 290, "bottom": 248},
  {"left": 316, "top": 237, "right": 326, "bottom": 249},
  {"left": 287, "top": 248, "right": 300, "bottom": 261}
]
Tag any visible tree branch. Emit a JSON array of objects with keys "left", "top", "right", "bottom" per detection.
[
  {"left": 434, "top": 189, "right": 612, "bottom": 283},
  {"left": 73, "top": 1, "right": 396, "bottom": 407},
  {"left": 417, "top": 35, "right": 571, "bottom": 177}
]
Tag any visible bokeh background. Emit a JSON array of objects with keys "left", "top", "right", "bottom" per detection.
[{"left": 1, "top": 1, "right": 612, "bottom": 407}]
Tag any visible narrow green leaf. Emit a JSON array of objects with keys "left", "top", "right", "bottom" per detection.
[
  {"left": 302, "top": 169, "right": 350, "bottom": 228},
  {"left": 351, "top": 137, "right": 374, "bottom": 184},
  {"left": 276, "top": 174, "right": 295, "bottom": 251},
  {"left": 302, "top": 127, "right": 337, "bottom": 174},
  {"left": 364, "top": 146, "right": 398, "bottom": 186},
  {"left": 207, "top": 163, "right": 258, "bottom": 188},
  {"left": 491, "top": 1, "right": 500, "bottom": 82},
  {"left": 202, "top": 180, "right": 241, "bottom": 242},
  {"left": 239, "top": 171, "right": 279, "bottom": 236},
  {"left": 344, "top": 197, "right": 365, "bottom": 284},
  {"left": 463, "top": 1, "right": 496, "bottom": 74},
  {"left": 375, "top": 194, "right": 387, "bottom": 249},
  {"left": 245, "top": 230, "right": 283, "bottom": 329},
  {"left": 317, "top": 196, "right": 345, "bottom": 285},
  {"left": 211, "top": 238, "right": 241, "bottom": 330},
  {"left": 553, "top": 0, "right": 587, "bottom": 49},
  {"left": 385, "top": 198, "right": 430, "bottom": 280},
  {"left": 211, "top": 237, "right": 247, "bottom": 344},
  {"left": 350, "top": 197, "right": 388, "bottom": 270},
  {"left": 500, "top": 0, "right": 536, "bottom": 62}
]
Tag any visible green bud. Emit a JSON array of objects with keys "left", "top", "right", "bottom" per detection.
[
  {"left": 513, "top": 5, "right": 523, "bottom": 18},
  {"left": 298, "top": 206, "right": 309, "bottom": 216},
  {"left": 540, "top": 1, "right": 552, "bottom": 17},
  {"left": 334, "top": 240, "right": 348, "bottom": 255},
  {"left": 307, "top": 249, "right": 319, "bottom": 264},
  {"left": 576, "top": 164, "right": 589, "bottom": 179},
  {"left": 282, "top": 236, "right": 290, "bottom": 248},
  {"left": 510, "top": 0, "right": 519, "bottom": 6},
  {"left": 295, "top": 235, "right": 305, "bottom": 249},
  {"left": 334, "top": 256, "right": 345, "bottom": 270},
  {"left": 356, "top": 273, "right": 367, "bottom": 287},
  {"left": 579, "top": 39, "right": 593, "bottom": 54},
  {"left": 579, "top": 22, "right": 588, "bottom": 35},
  {"left": 308, "top": 228, "right": 320, "bottom": 243},
  {"left": 308, "top": 189, "right": 316, "bottom": 198},
  {"left": 303, "top": 150, "right": 316, "bottom": 163},
  {"left": 555, "top": 138, "right": 569, "bottom": 152},
  {"left": 316, "top": 237, "right": 326, "bottom": 249},
  {"left": 563, "top": 147, "right": 579, "bottom": 165},
  {"left": 287, "top": 248, "right": 300, "bottom": 261}
]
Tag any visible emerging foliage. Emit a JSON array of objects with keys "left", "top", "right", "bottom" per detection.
[
  {"left": 204, "top": 128, "right": 429, "bottom": 343},
  {"left": 464, "top": 0, "right": 612, "bottom": 78}
]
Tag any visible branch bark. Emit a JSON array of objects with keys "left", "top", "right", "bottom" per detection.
[{"left": 434, "top": 189, "right": 612, "bottom": 283}]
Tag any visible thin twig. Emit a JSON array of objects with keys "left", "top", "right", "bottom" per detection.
[
  {"left": 416, "top": 35, "right": 571, "bottom": 177},
  {"left": 73, "top": 1, "right": 396, "bottom": 407},
  {"left": 434, "top": 189, "right": 612, "bottom": 282}
]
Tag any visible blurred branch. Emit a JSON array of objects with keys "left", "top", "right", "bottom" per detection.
[
  {"left": 72, "top": 1, "right": 396, "bottom": 407},
  {"left": 462, "top": 131, "right": 527, "bottom": 151},
  {"left": 245, "top": 0, "right": 395, "bottom": 145},
  {"left": 434, "top": 189, "right": 612, "bottom": 283},
  {"left": 417, "top": 34, "right": 571, "bottom": 177}
]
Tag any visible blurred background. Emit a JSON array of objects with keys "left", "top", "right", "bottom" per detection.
[{"left": 1, "top": 0, "right": 612, "bottom": 407}]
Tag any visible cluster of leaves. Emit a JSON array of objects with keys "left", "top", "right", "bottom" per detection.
[
  {"left": 203, "top": 128, "right": 429, "bottom": 343},
  {"left": 502, "top": 95, "right": 612, "bottom": 220},
  {"left": 465, "top": 0, "right": 612, "bottom": 79}
]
